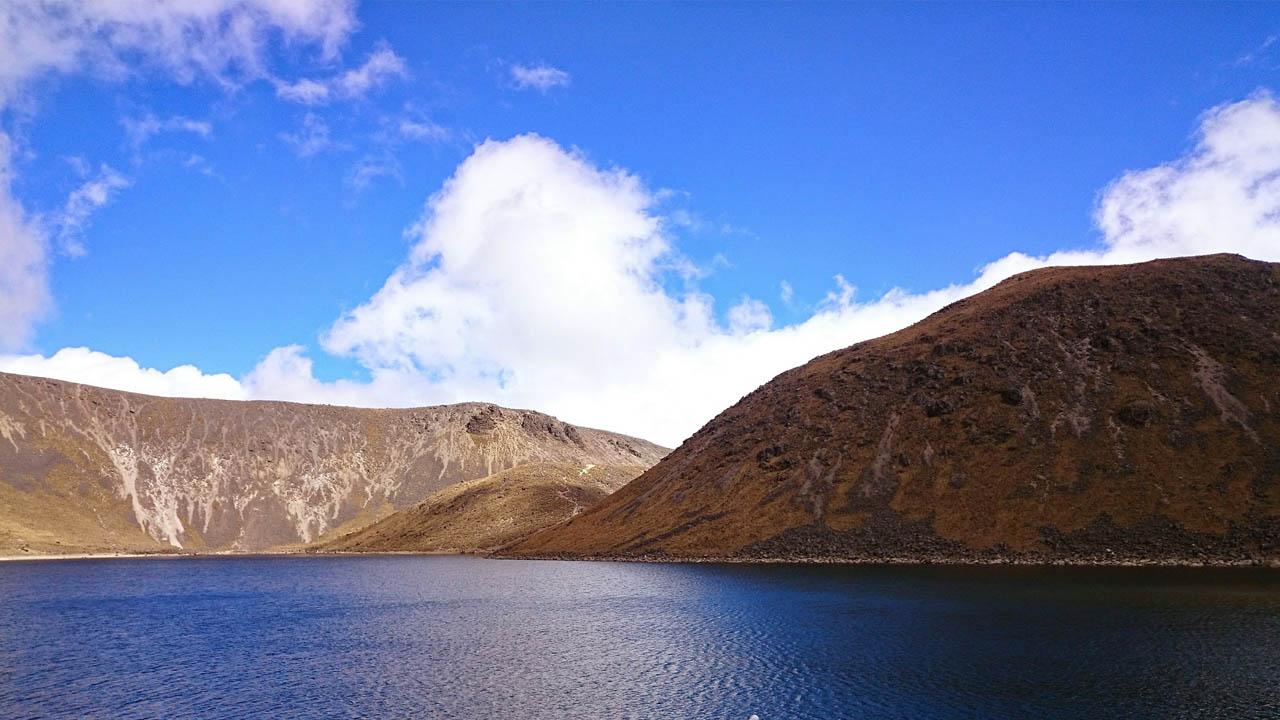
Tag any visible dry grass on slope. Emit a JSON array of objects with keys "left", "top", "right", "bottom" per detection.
[{"left": 317, "top": 462, "right": 648, "bottom": 553}]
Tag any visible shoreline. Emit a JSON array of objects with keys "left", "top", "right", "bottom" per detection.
[
  {"left": 2, "top": 549, "right": 1276, "bottom": 568},
  {"left": 491, "top": 552, "right": 1280, "bottom": 568},
  {"left": 0, "top": 552, "right": 192, "bottom": 562}
]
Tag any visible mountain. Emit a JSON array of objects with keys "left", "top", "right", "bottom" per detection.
[
  {"left": 317, "top": 462, "right": 646, "bottom": 553},
  {"left": 0, "top": 373, "right": 666, "bottom": 555},
  {"left": 505, "top": 254, "right": 1280, "bottom": 565}
]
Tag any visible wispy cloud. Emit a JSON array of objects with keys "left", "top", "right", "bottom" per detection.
[
  {"left": 346, "top": 112, "right": 449, "bottom": 193},
  {"left": 275, "top": 44, "right": 407, "bottom": 105},
  {"left": 0, "top": 1, "right": 355, "bottom": 109},
  {"left": 121, "top": 113, "right": 212, "bottom": 149},
  {"left": 347, "top": 153, "right": 401, "bottom": 193},
  {"left": 398, "top": 118, "right": 449, "bottom": 142},
  {"left": 336, "top": 45, "right": 407, "bottom": 97},
  {"left": 510, "top": 63, "right": 571, "bottom": 92},
  {"left": 0, "top": 0, "right": 360, "bottom": 350},
  {"left": 1235, "top": 34, "right": 1278, "bottom": 67},
  {"left": 57, "top": 164, "right": 130, "bottom": 256},
  {"left": 275, "top": 78, "right": 331, "bottom": 105},
  {"left": 183, "top": 154, "right": 218, "bottom": 178},
  {"left": 280, "top": 113, "right": 337, "bottom": 157}
]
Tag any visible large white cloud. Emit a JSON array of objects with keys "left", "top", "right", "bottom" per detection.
[
  {"left": 1092, "top": 94, "right": 1280, "bottom": 261},
  {"left": 252, "top": 92, "right": 1280, "bottom": 445},
  {"left": 5, "top": 93, "right": 1280, "bottom": 445}
]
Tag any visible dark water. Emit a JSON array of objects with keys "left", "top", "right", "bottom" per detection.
[{"left": 1, "top": 557, "right": 1278, "bottom": 719}]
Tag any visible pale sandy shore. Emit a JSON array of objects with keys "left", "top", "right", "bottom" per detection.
[
  {"left": 0, "top": 550, "right": 472, "bottom": 562},
  {"left": 0, "top": 551, "right": 292, "bottom": 562},
  {"left": 0, "top": 552, "right": 186, "bottom": 562}
]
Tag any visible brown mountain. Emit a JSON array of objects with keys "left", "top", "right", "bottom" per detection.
[
  {"left": 317, "top": 462, "right": 646, "bottom": 553},
  {"left": 505, "top": 254, "right": 1280, "bottom": 565},
  {"left": 0, "top": 373, "right": 666, "bottom": 556}
]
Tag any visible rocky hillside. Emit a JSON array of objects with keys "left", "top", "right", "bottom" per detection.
[
  {"left": 506, "top": 254, "right": 1280, "bottom": 564},
  {"left": 318, "top": 462, "right": 646, "bottom": 553},
  {"left": 0, "top": 374, "right": 665, "bottom": 555}
]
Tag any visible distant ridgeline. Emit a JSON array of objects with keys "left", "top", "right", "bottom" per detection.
[{"left": 0, "top": 374, "right": 665, "bottom": 555}]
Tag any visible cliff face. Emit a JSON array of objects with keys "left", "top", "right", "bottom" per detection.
[
  {"left": 319, "top": 462, "right": 647, "bottom": 553},
  {"left": 0, "top": 374, "right": 665, "bottom": 554},
  {"left": 507, "top": 255, "right": 1280, "bottom": 564}
]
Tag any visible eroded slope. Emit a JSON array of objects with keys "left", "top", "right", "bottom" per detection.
[{"left": 0, "top": 375, "right": 665, "bottom": 554}]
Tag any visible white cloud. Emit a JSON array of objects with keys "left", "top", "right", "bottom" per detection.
[
  {"left": 57, "top": 164, "right": 131, "bottom": 256},
  {"left": 1236, "top": 35, "right": 1278, "bottom": 68},
  {"left": 819, "top": 274, "right": 856, "bottom": 311},
  {"left": 240, "top": 344, "right": 429, "bottom": 407},
  {"left": 1091, "top": 92, "right": 1280, "bottom": 262},
  {"left": 727, "top": 297, "right": 773, "bottom": 334},
  {"left": 7, "top": 93, "right": 1280, "bottom": 445},
  {"left": 275, "top": 77, "right": 331, "bottom": 105},
  {"left": 345, "top": 113, "right": 446, "bottom": 192},
  {"left": 270, "top": 94, "right": 1280, "bottom": 445},
  {"left": 336, "top": 45, "right": 406, "bottom": 97},
  {"left": 347, "top": 152, "right": 401, "bottom": 192},
  {"left": 0, "top": 0, "right": 359, "bottom": 351},
  {"left": 0, "top": 347, "right": 245, "bottom": 400},
  {"left": 399, "top": 118, "right": 449, "bottom": 142},
  {"left": 779, "top": 280, "right": 794, "bottom": 304},
  {"left": 280, "top": 113, "right": 335, "bottom": 157},
  {"left": 275, "top": 44, "right": 406, "bottom": 105},
  {"left": 121, "top": 114, "right": 212, "bottom": 149},
  {"left": 183, "top": 154, "right": 217, "bottom": 178},
  {"left": 0, "top": 0, "right": 356, "bottom": 108},
  {"left": 0, "top": 131, "right": 49, "bottom": 349},
  {"left": 510, "top": 64, "right": 570, "bottom": 92}
]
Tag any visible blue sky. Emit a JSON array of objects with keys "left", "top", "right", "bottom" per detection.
[{"left": 1, "top": 2, "right": 1279, "bottom": 445}]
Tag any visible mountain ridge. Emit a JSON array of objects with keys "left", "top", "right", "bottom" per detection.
[
  {"left": 0, "top": 372, "right": 666, "bottom": 555},
  {"left": 504, "top": 254, "right": 1280, "bottom": 565}
]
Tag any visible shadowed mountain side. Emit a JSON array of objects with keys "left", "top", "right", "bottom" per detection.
[
  {"left": 0, "top": 373, "right": 666, "bottom": 555},
  {"left": 505, "top": 254, "right": 1280, "bottom": 565},
  {"left": 316, "top": 462, "right": 646, "bottom": 553}
]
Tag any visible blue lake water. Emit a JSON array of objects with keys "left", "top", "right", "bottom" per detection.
[{"left": 1, "top": 555, "right": 1278, "bottom": 719}]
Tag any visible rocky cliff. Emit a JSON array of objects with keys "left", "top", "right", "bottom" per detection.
[
  {"left": 0, "top": 373, "right": 665, "bottom": 555},
  {"left": 505, "top": 254, "right": 1280, "bottom": 565}
]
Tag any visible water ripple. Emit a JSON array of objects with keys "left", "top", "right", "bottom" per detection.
[{"left": 1, "top": 557, "right": 1278, "bottom": 719}]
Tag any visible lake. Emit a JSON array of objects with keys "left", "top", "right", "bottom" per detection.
[{"left": 1, "top": 556, "right": 1277, "bottom": 719}]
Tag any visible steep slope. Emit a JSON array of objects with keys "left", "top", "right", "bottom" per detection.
[
  {"left": 0, "top": 374, "right": 666, "bottom": 555},
  {"left": 507, "top": 254, "right": 1280, "bottom": 564},
  {"left": 317, "top": 462, "right": 645, "bottom": 553}
]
